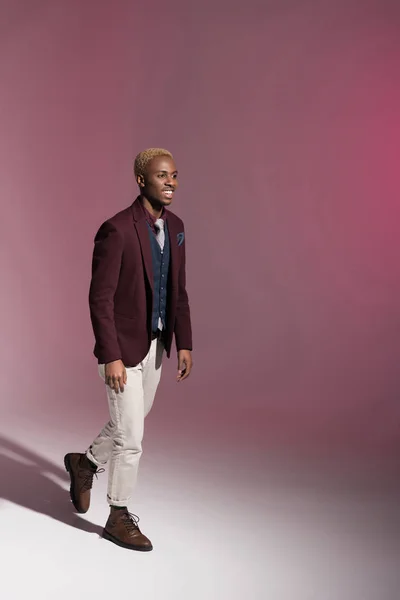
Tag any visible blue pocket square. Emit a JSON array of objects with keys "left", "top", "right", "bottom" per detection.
[{"left": 177, "top": 232, "right": 185, "bottom": 246}]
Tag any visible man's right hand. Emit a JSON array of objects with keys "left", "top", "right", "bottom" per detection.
[{"left": 105, "top": 360, "right": 127, "bottom": 393}]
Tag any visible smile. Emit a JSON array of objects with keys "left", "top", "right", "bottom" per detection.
[{"left": 162, "top": 190, "right": 174, "bottom": 198}]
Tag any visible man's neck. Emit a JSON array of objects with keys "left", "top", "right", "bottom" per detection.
[{"left": 141, "top": 195, "right": 163, "bottom": 219}]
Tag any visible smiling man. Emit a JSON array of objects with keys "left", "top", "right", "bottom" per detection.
[{"left": 64, "top": 148, "right": 193, "bottom": 552}]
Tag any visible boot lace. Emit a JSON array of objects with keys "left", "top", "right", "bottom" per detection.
[
  {"left": 80, "top": 467, "right": 105, "bottom": 492},
  {"left": 121, "top": 511, "right": 140, "bottom": 533}
]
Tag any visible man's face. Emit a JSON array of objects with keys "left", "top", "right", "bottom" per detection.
[{"left": 138, "top": 156, "right": 178, "bottom": 207}]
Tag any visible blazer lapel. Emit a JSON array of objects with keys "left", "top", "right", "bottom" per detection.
[
  {"left": 165, "top": 213, "right": 179, "bottom": 290},
  {"left": 131, "top": 198, "right": 153, "bottom": 292}
]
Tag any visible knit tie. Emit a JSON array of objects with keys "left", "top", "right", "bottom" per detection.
[
  {"left": 154, "top": 218, "right": 165, "bottom": 252},
  {"left": 154, "top": 218, "right": 165, "bottom": 331}
]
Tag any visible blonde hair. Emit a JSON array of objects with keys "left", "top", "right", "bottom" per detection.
[{"left": 134, "top": 148, "right": 173, "bottom": 179}]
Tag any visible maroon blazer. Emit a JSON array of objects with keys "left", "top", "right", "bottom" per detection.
[{"left": 89, "top": 197, "right": 192, "bottom": 366}]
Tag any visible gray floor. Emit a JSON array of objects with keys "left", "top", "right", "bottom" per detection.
[{"left": 0, "top": 409, "right": 399, "bottom": 600}]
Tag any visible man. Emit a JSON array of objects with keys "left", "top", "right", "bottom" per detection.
[{"left": 64, "top": 148, "right": 193, "bottom": 552}]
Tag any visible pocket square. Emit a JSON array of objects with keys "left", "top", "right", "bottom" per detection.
[{"left": 177, "top": 232, "right": 185, "bottom": 246}]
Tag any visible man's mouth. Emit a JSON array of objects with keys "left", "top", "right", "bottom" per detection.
[{"left": 162, "top": 189, "right": 174, "bottom": 199}]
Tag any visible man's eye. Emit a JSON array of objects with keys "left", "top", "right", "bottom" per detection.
[
  {"left": 158, "top": 173, "right": 166, "bottom": 178},
  {"left": 172, "top": 174, "right": 177, "bottom": 179}
]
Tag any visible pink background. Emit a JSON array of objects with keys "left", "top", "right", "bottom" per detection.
[
  {"left": 2, "top": 0, "right": 399, "bottom": 460},
  {"left": 0, "top": 3, "right": 400, "bottom": 596}
]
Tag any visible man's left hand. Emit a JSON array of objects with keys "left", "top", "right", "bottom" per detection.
[{"left": 177, "top": 350, "right": 193, "bottom": 382}]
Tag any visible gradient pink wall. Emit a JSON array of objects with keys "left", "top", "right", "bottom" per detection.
[{"left": 1, "top": 0, "right": 399, "bottom": 463}]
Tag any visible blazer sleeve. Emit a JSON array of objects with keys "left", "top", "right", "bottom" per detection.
[
  {"left": 89, "top": 220, "right": 123, "bottom": 364},
  {"left": 174, "top": 227, "right": 193, "bottom": 351}
]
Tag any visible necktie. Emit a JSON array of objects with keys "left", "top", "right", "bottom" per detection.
[
  {"left": 154, "top": 218, "right": 165, "bottom": 331},
  {"left": 154, "top": 218, "right": 165, "bottom": 252}
]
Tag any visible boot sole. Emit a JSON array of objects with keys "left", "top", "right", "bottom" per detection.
[
  {"left": 102, "top": 529, "right": 153, "bottom": 552},
  {"left": 64, "top": 454, "right": 88, "bottom": 514}
]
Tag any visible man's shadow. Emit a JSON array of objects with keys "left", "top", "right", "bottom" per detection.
[{"left": 0, "top": 434, "right": 103, "bottom": 536}]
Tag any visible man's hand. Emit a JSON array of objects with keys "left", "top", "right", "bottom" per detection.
[
  {"left": 105, "top": 359, "right": 127, "bottom": 393},
  {"left": 177, "top": 350, "right": 193, "bottom": 382}
]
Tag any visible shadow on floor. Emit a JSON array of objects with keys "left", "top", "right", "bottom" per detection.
[{"left": 0, "top": 435, "right": 103, "bottom": 536}]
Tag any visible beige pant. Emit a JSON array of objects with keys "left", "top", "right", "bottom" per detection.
[{"left": 86, "top": 338, "right": 164, "bottom": 507}]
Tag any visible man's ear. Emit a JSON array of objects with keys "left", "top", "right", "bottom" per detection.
[{"left": 137, "top": 174, "right": 145, "bottom": 188}]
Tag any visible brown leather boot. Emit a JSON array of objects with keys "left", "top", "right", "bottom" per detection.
[
  {"left": 103, "top": 509, "right": 153, "bottom": 551},
  {"left": 64, "top": 453, "right": 103, "bottom": 514}
]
